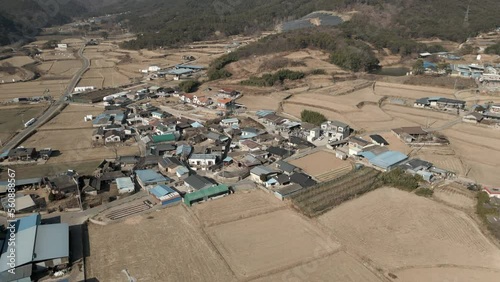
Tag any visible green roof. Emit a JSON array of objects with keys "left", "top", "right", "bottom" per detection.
[
  {"left": 183, "top": 184, "right": 229, "bottom": 206},
  {"left": 152, "top": 133, "right": 176, "bottom": 143}
]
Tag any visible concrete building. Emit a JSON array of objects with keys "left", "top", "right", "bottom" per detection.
[
  {"left": 188, "top": 154, "right": 218, "bottom": 170},
  {"left": 321, "top": 120, "right": 350, "bottom": 140}
]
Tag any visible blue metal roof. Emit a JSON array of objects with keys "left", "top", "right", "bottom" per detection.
[
  {"left": 359, "top": 151, "right": 376, "bottom": 160},
  {"left": 17, "top": 213, "right": 41, "bottom": 232},
  {"left": 34, "top": 223, "right": 69, "bottom": 261},
  {"left": 135, "top": 170, "right": 169, "bottom": 184},
  {"left": 13, "top": 178, "right": 42, "bottom": 187},
  {"left": 191, "top": 121, "right": 204, "bottom": 128},
  {"left": 223, "top": 156, "right": 233, "bottom": 162},
  {"left": 150, "top": 184, "right": 176, "bottom": 198},
  {"left": 175, "top": 64, "right": 205, "bottom": 70},
  {"left": 369, "top": 151, "right": 408, "bottom": 169},
  {"left": 0, "top": 150, "right": 9, "bottom": 159},
  {"left": 167, "top": 68, "right": 194, "bottom": 75},
  {"left": 176, "top": 166, "right": 189, "bottom": 175},
  {"left": 256, "top": 110, "right": 275, "bottom": 117}
]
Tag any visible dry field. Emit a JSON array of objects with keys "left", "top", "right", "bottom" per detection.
[
  {"left": 207, "top": 209, "right": 341, "bottom": 279},
  {"left": 0, "top": 104, "right": 47, "bottom": 143},
  {"left": 43, "top": 60, "right": 81, "bottom": 78},
  {"left": 251, "top": 251, "right": 383, "bottom": 282},
  {"left": 394, "top": 267, "right": 500, "bottom": 282},
  {"left": 1, "top": 56, "right": 35, "bottom": 67},
  {"left": 39, "top": 104, "right": 104, "bottom": 130},
  {"left": 86, "top": 205, "right": 236, "bottom": 282},
  {"left": 290, "top": 150, "right": 350, "bottom": 177},
  {"left": 0, "top": 79, "right": 70, "bottom": 101},
  {"left": 434, "top": 184, "right": 476, "bottom": 209},
  {"left": 442, "top": 123, "right": 500, "bottom": 185},
  {"left": 375, "top": 81, "right": 455, "bottom": 99},
  {"left": 22, "top": 128, "right": 139, "bottom": 163},
  {"left": 236, "top": 92, "right": 290, "bottom": 111},
  {"left": 192, "top": 190, "right": 286, "bottom": 227},
  {"left": 318, "top": 188, "right": 500, "bottom": 274}
]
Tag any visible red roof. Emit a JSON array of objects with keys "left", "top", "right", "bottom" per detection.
[
  {"left": 218, "top": 98, "right": 233, "bottom": 104},
  {"left": 484, "top": 187, "right": 500, "bottom": 195}
]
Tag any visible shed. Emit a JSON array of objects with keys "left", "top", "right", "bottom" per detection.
[
  {"left": 116, "top": 177, "right": 135, "bottom": 194},
  {"left": 183, "top": 184, "right": 229, "bottom": 206},
  {"left": 149, "top": 184, "right": 181, "bottom": 206}
]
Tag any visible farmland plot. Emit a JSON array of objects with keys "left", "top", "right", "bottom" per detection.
[{"left": 318, "top": 187, "right": 500, "bottom": 270}]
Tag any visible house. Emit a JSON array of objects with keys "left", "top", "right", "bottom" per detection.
[
  {"left": 81, "top": 177, "right": 101, "bottom": 195},
  {"left": 288, "top": 136, "right": 315, "bottom": 149},
  {"left": 151, "top": 133, "right": 177, "bottom": 143},
  {"left": 149, "top": 184, "right": 181, "bottom": 206},
  {"left": 175, "top": 166, "right": 190, "bottom": 178},
  {"left": 238, "top": 154, "right": 263, "bottom": 168},
  {"left": 183, "top": 184, "right": 230, "bottom": 206},
  {"left": 414, "top": 97, "right": 465, "bottom": 110},
  {"left": 290, "top": 172, "right": 317, "bottom": 188},
  {"left": 273, "top": 174, "right": 291, "bottom": 186},
  {"left": 219, "top": 88, "right": 239, "bottom": 96},
  {"left": 151, "top": 143, "right": 176, "bottom": 156},
  {"left": 176, "top": 144, "right": 193, "bottom": 160},
  {"left": 399, "top": 158, "right": 433, "bottom": 174},
  {"left": 483, "top": 187, "right": 500, "bottom": 198},
  {"left": 250, "top": 166, "right": 279, "bottom": 184},
  {"left": 46, "top": 173, "right": 78, "bottom": 195},
  {"left": 307, "top": 127, "right": 321, "bottom": 141},
  {"left": 206, "top": 132, "right": 229, "bottom": 143},
  {"left": 392, "top": 127, "right": 428, "bottom": 143},
  {"left": 151, "top": 111, "right": 167, "bottom": 119},
  {"left": 240, "top": 128, "right": 260, "bottom": 139},
  {"left": 491, "top": 104, "right": 500, "bottom": 114},
  {"left": 135, "top": 170, "right": 170, "bottom": 190},
  {"left": 188, "top": 154, "right": 218, "bottom": 169},
  {"left": 155, "top": 124, "right": 176, "bottom": 135},
  {"left": 0, "top": 214, "right": 69, "bottom": 281},
  {"left": 364, "top": 150, "right": 408, "bottom": 171},
  {"left": 321, "top": 120, "right": 350, "bottom": 140},
  {"left": 462, "top": 112, "right": 483, "bottom": 124},
  {"left": 184, "top": 174, "right": 216, "bottom": 191},
  {"left": 217, "top": 98, "right": 233, "bottom": 109},
  {"left": 262, "top": 114, "right": 285, "bottom": 126},
  {"left": 8, "top": 147, "right": 37, "bottom": 161},
  {"left": 266, "top": 146, "right": 294, "bottom": 159},
  {"left": 148, "top": 65, "right": 161, "bottom": 72},
  {"left": 274, "top": 160, "right": 298, "bottom": 175},
  {"left": 116, "top": 177, "right": 135, "bottom": 194},
  {"left": 39, "top": 148, "right": 53, "bottom": 160},
  {"left": 239, "top": 140, "right": 262, "bottom": 152},
  {"left": 348, "top": 136, "right": 372, "bottom": 156},
  {"left": 369, "top": 134, "right": 389, "bottom": 146},
  {"left": 220, "top": 118, "right": 239, "bottom": 127},
  {"left": 158, "top": 156, "right": 184, "bottom": 174},
  {"left": 180, "top": 93, "right": 195, "bottom": 103},
  {"left": 104, "top": 130, "right": 124, "bottom": 144}
]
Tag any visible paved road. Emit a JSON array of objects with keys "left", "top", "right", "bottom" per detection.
[{"left": 0, "top": 42, "right": 90, "bottom": 154}]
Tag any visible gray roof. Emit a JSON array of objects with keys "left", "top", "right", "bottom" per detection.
[
  {"left": 33, "top": 223, "right": 69, "bottom": 262},
  {"left": 250, "top": 166, "right": 278, "bottom": 176},
  {"left": 189, "top": 154, "right": 218, "bottom": 160},
  {"left": 275, "top": 160, "right": 297, "bottom": 173},
  {"left": 184, "top": 175, "right": 215, "bottom": 190}
]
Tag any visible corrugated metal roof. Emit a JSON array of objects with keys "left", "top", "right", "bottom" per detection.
[
  {"left": 116, "top": 177, "right": 134, "bottom": 190},
  {"left": 369, "top": 151, "right": 408, "bottom": 169},
  {"left": 150, "top": 184, "right": 176, "bottom": 198},
  {"left": 167, "top": 68, "right": 193, "bottom": 75},
  {"left": 152, "top": 133, "right": 176, "bottom": 143},
  {"left": 33, "top": 223, "right": 69, "bottom": 262},
  {"left": 184, "top": 184, "right": 229, "bottom": 206},
  {"left": 135, "top": 170, "right": 169, "bottom": 184},
  {"left": 13, "top": 178, "right": 42, "bottom": 187}
]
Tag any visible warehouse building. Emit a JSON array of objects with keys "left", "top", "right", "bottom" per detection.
[
  {"left": 0, "top": 214, "right": 69, "bottom": 281},
  {"left": 361, "top": 150, "right": 408, "bottom": 171},
  {"left": 135, "top": 170, "right": 170, "bottom": 190},
  {"left": 149, "top": 184, "right": 181, "bottom": 206},
  {"left": 183, "top": 184, "right": 229, "bottom": 206}
]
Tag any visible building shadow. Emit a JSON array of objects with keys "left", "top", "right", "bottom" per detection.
[{"left": 41, "top": 215, "right": 61, "bottom": 224}]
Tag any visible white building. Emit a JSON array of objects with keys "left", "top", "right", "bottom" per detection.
[
  {"left": 148, "top": 65, "right": 161, "bottom": 72},
  {"left": 74, "top": 86, "right": 95, "bottom": 92},
  {"left": 116, "top": 177, "right": 135, "bottom": 194},
  {"left": 188, "top": 154, "right": 218, "bottom": 170}
]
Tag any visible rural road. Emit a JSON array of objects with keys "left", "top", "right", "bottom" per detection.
[{"left": 1, "top": 41, "right": 90, "bottom": 155}]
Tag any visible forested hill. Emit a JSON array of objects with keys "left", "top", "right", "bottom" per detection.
[
  {"left": 0, "top": 0, "right": 87, "bottom": 46},
  {"left": 1, "top": 0, "right": 499, "bottom": 49},
  {"left": 108, "top": 0, "right": 500, "bottom": 50}
]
